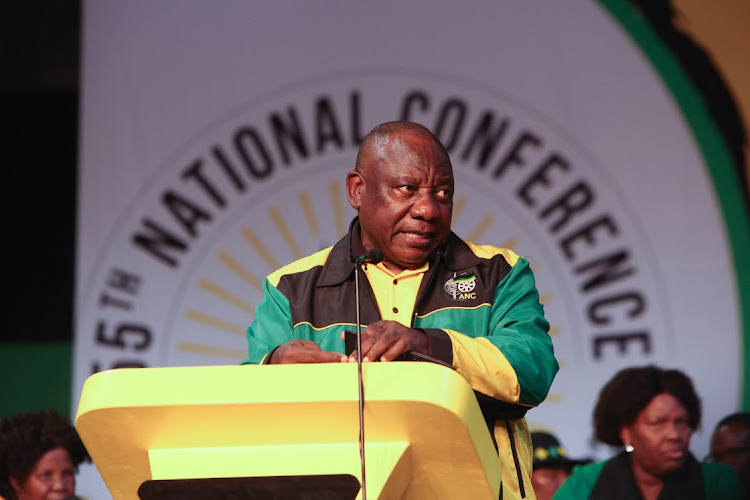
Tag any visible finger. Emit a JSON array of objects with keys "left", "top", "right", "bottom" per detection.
[
  {"left": 308, "top": 350, "right": 347, "bottom": 364},
  {"left": 361, "top": 333, "right": 399, "bottom": 362},
  {"left": 275, "top": 340, "right": 323, "bottom": 364},
  {"left": 359, "top": 322, "right": 411, "bottom": 360},
  {"left": 379, "top": 339, "right": 410, "bottom": 362},
  {"left": 347, "top": 330, "right": 375, "bottom": 361},
  {"left": 354, "top": 329, "right": 377, "bottom": 361}
]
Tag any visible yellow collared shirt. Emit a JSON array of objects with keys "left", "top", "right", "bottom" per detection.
[{"left": 362, "top": 262, "right": 427, "bottom": 326}]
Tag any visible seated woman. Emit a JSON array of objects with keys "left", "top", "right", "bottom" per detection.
[
  {"left": 554, "top": 365, "right": 745, "bottom": 500},
  {"left": 0, "top": 409, "right": 90, "bottom": 500}
]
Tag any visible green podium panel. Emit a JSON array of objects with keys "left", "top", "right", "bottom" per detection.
[{"left": 75, "top": 363, "right": 501, "bottom": 499}]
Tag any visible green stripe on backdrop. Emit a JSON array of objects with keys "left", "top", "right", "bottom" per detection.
[
  {"left": 599, "top": 0, "right": 750, "bottom": 409},
  {"left": 0, "top": 342, "right": 73, "bottom": 417}
]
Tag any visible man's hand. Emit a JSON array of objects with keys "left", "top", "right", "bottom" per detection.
[
  {"left": 269, "top": 340, "right": 347, "bottom": 364},
  {"left": 344, "top": 321, "right": 431, "bottom": 362}
]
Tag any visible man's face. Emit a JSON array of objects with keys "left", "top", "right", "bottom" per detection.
[
  {"left": 710, "top": 421, "right": 750, "bottom": 487},
  {"left": 620, "top": 393, "right": 693, "bottom": 479},
  {"left": 12, "top": 447, "right": 76, "bottom": 500},
  {"left": 348, "top": 131, "right": 453, "bottom": 273},
  {"left": 531, "top": 467, "right": 570, "bottom": 500}
]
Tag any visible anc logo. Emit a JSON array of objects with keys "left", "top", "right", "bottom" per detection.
[{"left": 444, "top": 275, "right": 477, "bottom": 301}]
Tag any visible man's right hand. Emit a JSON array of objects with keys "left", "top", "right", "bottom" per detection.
[{"left": 269, "top": 340, "right": 347, "bottom": 364}]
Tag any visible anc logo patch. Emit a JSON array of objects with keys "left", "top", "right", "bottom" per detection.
[{"left": 444, "top": 275, "right": 477, "bottom": 301}]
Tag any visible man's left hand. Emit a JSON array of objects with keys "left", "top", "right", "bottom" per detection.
[{"left": 342, "top": 320, "right": 431, "bottom": 362}]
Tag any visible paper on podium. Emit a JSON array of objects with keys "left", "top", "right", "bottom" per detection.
[{"left": 76, "top": 362, "right": 501, "bottom": 499}]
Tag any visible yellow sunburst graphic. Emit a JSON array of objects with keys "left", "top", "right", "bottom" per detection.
[{"left": 177, "top": 179, "right": 350, "bottom": 359}]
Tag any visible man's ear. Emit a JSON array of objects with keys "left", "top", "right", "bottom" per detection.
[{"left": 346, "top": 170, "right": 364, "bottom": 210}]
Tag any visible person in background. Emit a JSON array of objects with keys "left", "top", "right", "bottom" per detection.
[
  {"left": 708, "top": 412, "right": 750, "bottom": 494},
  {"left": 554, "top": 365, "right": 744, "bottom": 500},
  {"left": 0, "top": 409, "right": 90, "bottom": 500},
  {"left": 530, "top": 431, "right": 590, "bottom": 500}
]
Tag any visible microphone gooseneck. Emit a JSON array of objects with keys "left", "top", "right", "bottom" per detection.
[
  {"left": 354, "top": 248, "right": 381, "bottom": 500},
  {"left": 356, "top": 249, "right": 384, "bottom": 265}
]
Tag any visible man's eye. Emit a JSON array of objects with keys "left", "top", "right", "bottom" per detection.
[{"left": 436, "top": 189, "right": 453, "bottom": 199}]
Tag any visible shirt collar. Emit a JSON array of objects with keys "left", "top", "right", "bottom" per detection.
[{"left": 318, "top": 217, "right": 481, "bottom": 286}]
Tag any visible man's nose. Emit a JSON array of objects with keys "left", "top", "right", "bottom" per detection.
[{"left": 411, "top": 191, "right": 440, "bottom": 220}]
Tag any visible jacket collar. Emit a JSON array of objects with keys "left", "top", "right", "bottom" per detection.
[
  {"left": 318, "top": 217, "right": 481, "bottom": 287},
  {"left": 591, "top": 451, "right": 705, "bottom": 500}
]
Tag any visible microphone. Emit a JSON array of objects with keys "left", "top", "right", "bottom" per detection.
[
  {"left": 356, "top": 249, "right": 383, "bottom": 265},
  {"left": 353, "top": 248, "right": 381, "bottom": 500}
]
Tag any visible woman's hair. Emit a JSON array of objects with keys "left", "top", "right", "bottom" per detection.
[
  {"left": 593, "top": 365, "right": 702, "bottom": 446},
  {"left": 0, "top": 409, "right": 90, "bottom": 488}
]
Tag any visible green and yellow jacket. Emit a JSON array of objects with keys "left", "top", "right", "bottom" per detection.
[{"left": 244, "top": 218, "right": 559, "bottom": 499}]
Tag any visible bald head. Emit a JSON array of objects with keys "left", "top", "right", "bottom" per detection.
[
  {"left": 355, "top": 121, "right": 452, "bottom": 175},
  {"left": 346, "top": 121, "right": 454, "bottom": 273}
]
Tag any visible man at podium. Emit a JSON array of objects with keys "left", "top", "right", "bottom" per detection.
[{"left": 243, "top": 121, "right": 559, "bottom": 499}]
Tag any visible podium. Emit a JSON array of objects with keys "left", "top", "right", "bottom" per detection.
[{"left": 75, "top": 363, "right": 501, "bottom": 499}]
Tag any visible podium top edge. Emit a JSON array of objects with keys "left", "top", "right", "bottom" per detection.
[{"left": 75, "top": 363, "right": 474, "bottom": 421}]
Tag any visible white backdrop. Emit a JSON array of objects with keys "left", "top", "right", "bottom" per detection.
[{"left": 74, "top": 1, "right": 748, "bottom": 496}]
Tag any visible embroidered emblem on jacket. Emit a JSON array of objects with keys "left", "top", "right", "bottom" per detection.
[{"left": 444, "top": 274, "right": 477, "bottom": 300}]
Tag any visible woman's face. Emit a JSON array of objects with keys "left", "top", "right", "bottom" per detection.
[
  {"left": 620, "top": 393, "right": 693, "bottom": 479},
  {"left": 11, "top": 447, "right": 76, "bottom": 500}
]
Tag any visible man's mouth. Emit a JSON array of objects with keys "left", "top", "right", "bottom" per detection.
[{"left": 402, "top": 231, "right": 433, "bottom": 245}]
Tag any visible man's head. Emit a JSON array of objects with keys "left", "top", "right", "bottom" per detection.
[
  {"left": 347, "top": 121, "right": 453, "bottom": 274},
  {"left": 709, "top": 412, "right": 750, "bottom": 492},
  {"left": 530, "top": 432, "right": 590, "bottom": 500}
]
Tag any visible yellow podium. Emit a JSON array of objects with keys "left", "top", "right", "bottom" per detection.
[{"left": 75, "top": 363, "right": 501, "bottom": 499}]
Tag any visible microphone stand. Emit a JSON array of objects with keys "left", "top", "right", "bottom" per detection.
[{"left": 354, "top": 255, "right": 367, "bottom": 500}]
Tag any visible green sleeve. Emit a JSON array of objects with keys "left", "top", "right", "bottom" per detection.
[
  {"left": 439, "top": 257, "right": 558, "bottom": 406},
  {"left": 702, "top": 462, "right": 747, "bottom": 499},
  {"left": 553, "top": 461, "right": 602, "bottom": 499},
  {"left": 241, "top": 278, "right": 294, "bottom": 364},
  {"left": 486, "top": 257, "right": 558, "bottom": 406}
]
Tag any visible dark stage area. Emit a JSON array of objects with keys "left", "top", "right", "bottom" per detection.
[{"left": 2, "top": 1, "right": 80, "bottom": 415}]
